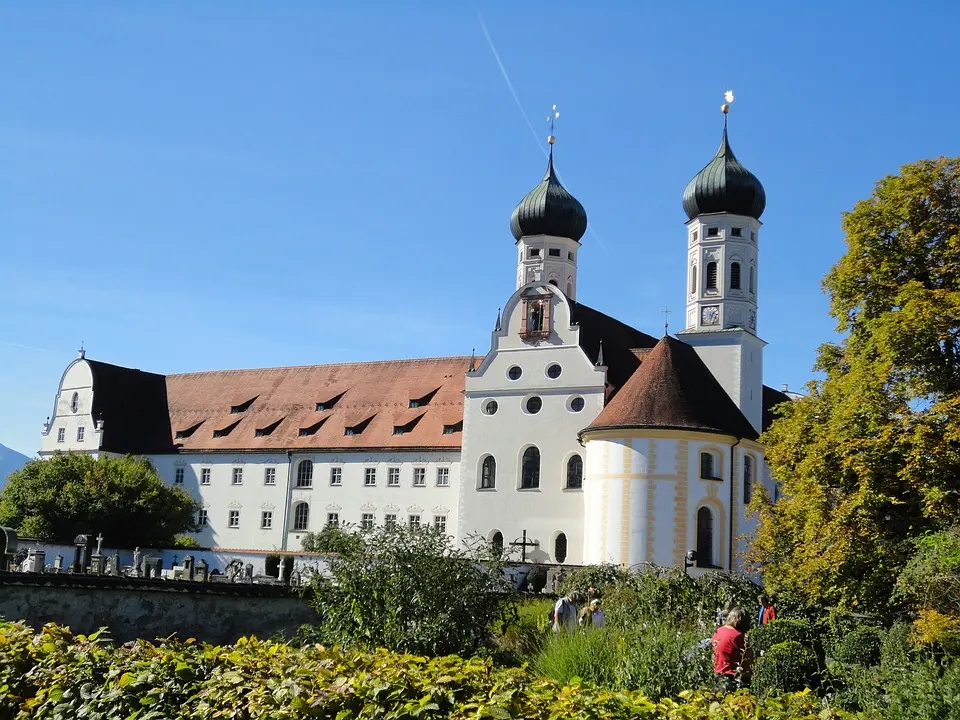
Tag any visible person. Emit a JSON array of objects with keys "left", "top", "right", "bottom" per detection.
[
  {"left": 552, "top": 591, "right": 582, "bottom": 633},
  {"left": 758, "top": 595, "right": 777, "bottom": 625},
  {"left": 712, "top": 607, "right": 753, "bottom": 691},
  {"left": 716, "top": 597, "right": 736, "bottom": 627},
  {"left": 587, "top": 599, "right": 605, "bottom": 628}
]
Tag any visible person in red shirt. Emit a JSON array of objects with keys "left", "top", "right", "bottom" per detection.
[
  {"left": 758, "top": 595, "right": 777, "bottom": 625},
  {"left": 712, "top": 607, "right": 753, "bottom": 691}
]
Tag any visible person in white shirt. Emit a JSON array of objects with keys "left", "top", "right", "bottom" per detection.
[{"left": 552, "top": 591, "right": 583, "bottom": 632}]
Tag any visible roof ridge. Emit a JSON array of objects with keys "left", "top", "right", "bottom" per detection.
[{"left": 166, "top": 355, "right": 473, "bottom": 379}]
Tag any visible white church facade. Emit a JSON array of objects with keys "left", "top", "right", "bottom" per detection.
[{"left": 37, "top": 112, "right": 788, "bottom": 572}]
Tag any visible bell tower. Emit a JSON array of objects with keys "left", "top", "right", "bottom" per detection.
[
  {"left": 677, "top": 93, "right": 767, "bottom": 433},
  {"left": 510, "top": 106, "right": 587, "bottom": 299}
]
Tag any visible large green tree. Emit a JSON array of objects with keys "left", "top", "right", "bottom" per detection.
[
  {"left": 751, "top": 157, "right": 960, "bottom": 613},
  {"left": 0, "top": 453, "right": 200, "bottom": 547}
]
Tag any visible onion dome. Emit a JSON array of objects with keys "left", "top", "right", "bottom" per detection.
[
  {"left": 682, "top": 127, "right": 765, "bottom": 220},
  {"left": 510, "top": 148, "right": 588, "bottom": 242}
]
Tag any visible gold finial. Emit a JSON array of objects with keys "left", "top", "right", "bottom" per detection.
[
  {"left": 546, "top": 104, "right": 559, "bottom": 145},
  {"left": 721, "top": 89, "right": 734, "bottom": 114}
]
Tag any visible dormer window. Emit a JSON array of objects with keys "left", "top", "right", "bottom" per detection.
[
  {"left": 443, "top": 421, "right": 463, "bottom": 435},
  {"left": 345, "top": 415, "right": 375, "bottom": 436},
  {"left": 298, "top": 418, "right": 327, "bottom": 437},
  {"left": 175, "top": 421, "right": 205, "bottom": 440},
  {"left": 255, "top": 418, "right": 283, "bottom": 437},
  {"left": 230, "top": 397, "right": 257, "bottom": 414},
  {"left": 213, "top": 420, "right": 241, "bottom": 438},
  {"left": 393, "top": 414, "right": 424, "bottom": 436},
  {"left": 409, "top": 388, "right": 439, "bottom": 409},
  {"left": 315, "top": 392, "right": 345, "bottom": 412}
]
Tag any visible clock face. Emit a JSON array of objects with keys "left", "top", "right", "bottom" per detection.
[
  {"left": 701, "top": 305, "right": 720, "bottom": 326},
  {"left": 748, "top": 310, "right": 757, "bottom": 330}
]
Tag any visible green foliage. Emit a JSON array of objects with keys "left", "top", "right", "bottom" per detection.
[
  {"left": 308, "top": 524, "right": 516, "bottom": 657},
  {"left": 533, "top": 626, "right": 621, "bottom": 688},
  {"left": 493, "top": 598, "right": 552, "bottom": 663},
  {"left": 753, "top": 157, "right": 960, "bottom": 615},
  {"left": 833, "top": 626, "right": 884, "bottom": 666},
  {"left": 0, "top": 453, "right": 199, "bottom": 547},
  {"left": 300, "top": 523, "right": 364, "bottom": 554},
  {"left": 0, "top": 621, "right": 864, "bottom": 720},
  {"left": 751, "top": 640, "right": 820, "bottom": 696},
  {"left": 172, "top": 533, "right": 201, "bottom": 548},
  {"left": 748, "top": 619, "right": 816, "bottom": 654},
  {"left": 897, "top": 528, "right": 960, "bottom": 617},
  {"left": 558, "top": 563, "right": 632, "bottom": 596}
]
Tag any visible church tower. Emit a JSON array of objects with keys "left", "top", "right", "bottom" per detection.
[
  {"left": 509, "top": 125, "right": 587, "bottom": 299},
  {"left": 677, "top": 98, "right": 767, "bottom": 432}
]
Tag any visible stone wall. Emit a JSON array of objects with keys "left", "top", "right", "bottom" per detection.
[{"left": 0, "top": 572, "right": 317, "bottom": 645}]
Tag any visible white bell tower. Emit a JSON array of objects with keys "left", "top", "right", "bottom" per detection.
[{"left": 677, "top": 94, "right": 767, "bottom": 433}]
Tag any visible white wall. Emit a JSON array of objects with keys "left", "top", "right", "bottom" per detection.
[
  {"left": 39, "top": 358, "right": 104, "bottom": 456},
  {"left": 459, "top": 283, "right": 605, "bottom": 564}
]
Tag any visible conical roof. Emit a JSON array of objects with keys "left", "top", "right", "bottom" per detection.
[
  {"left": 583, "top": 335, "right": 758, "bottom": 439},
  {"left": 510, "top": 148, "right": 588, "bottom": 242},
  {"left": 682, "top": 127, "right": 765, "bottom": 221}
]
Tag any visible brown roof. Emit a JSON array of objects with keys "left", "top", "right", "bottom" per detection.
[
  {"left": 582, "top": 335, "right": 758, "bottom": 440},
  {"left": 164, "top": 356, "right": 471, "bottom": 452}
]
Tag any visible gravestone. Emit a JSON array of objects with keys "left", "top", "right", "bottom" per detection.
[
  {"left": 113, "top": 550, "right": 121, "bottom": 576},
  {"left": 195, "top": 558, "right": 209, "bottom": 583},
  {"left": 143, "top": 557, "right": 162, "bottom": 579},
  {"left": 25, "top": 548, "right": 45, "bottom": 574},
  {"left": 72, "top": 534, "right": 89, "bottom": 574},
  {"left": 133, "top": 547, "right": 141, "bottom": 577},
  {"left": 53, "top": 554, "right": 64, "bottom": 573},
  {"left": 89, "top": 533, "right": 106, "bottom": 575},
  {"left": 182, "top": 555, "right": 195, "bottom": 580}
]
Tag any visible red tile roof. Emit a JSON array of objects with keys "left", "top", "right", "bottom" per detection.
[{"left": 165, "top": 357, "right": 471, "bottom": 452}]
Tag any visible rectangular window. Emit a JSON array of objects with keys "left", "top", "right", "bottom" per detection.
[
  {"left": 700, "top": 452, "right": 716, "bottom": 479},
  {"left": 57, "top": 428, "right": 65, "bottom": 442},
  {"left": 330, "top": 467, "right": 342, "bottom": 486},
  {"left": 707, "top": 227, "right": 719, "bottom": 237},
  {"left": 731, "top": 227, "right": 743, "bottom": 237},
  {"left": 77, "top": 427, "right": 85, "bottom": 442},
  {"left": 693, "top": 230, "right": 699, "bottom": 241},
  {"left": 361, "top": 512, "right": 375, "bottom": 530},
  {"left": 228, "top": 510, "right": 240, "bottom": 528},
  {"left": 436, "top": 467, "right": 450, "bottom": 487},
  {"left": 548, "top": 248, "right": 561, "bottom": 257},
  {"left": 364, "top": 467, "right": 377, "bottom": 487},
  {"left": 174, "top": 468, "right": 184, "bottom": 484},
  {"left": 264, "top": 467, "right": 276, "bottom": 485},
  {"left": 232, "top": 467, "right": 243, "bottom": 485},
  {"left": 198, "top": 509, "right": 208, "bottom": 526},
  {"left": 528, "top": 248, "right": 540, "bottom": 258},
  {"left": 200, "top": 468, "right": 211, "bottom": 485},
  {"left": 751, "top": 231, "right": 757, "bottom": 242},
  {"left": 567, "top": 251, "right": 574, "bottom": 261},
  {"left": 385, "top": 513, "right": 397, "bottom": 529},
  {"left": 388, "top": 467, "right": 400, "bottom": 486},
  {"left": 409, "top": 514, "right": 421, "bottom": 528},
  {"left": 413, "top": 467, "right": 426, "bottom": 487},
  {"left": 434, "top": 515, "right": 447, "bottom": 533},
  {"left": 261, "top": 511, "right": 273, "bottom": 529},
  {"left": 326, "top": 512, "right": 339, "bottom": 527}
]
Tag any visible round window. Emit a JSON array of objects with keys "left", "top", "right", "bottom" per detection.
[
  {"left": 483, "top": 400, "right": 499, "bottom": 415},
  {"left": 570, "top": 396, "right": 585, "bottom": 412},
  {"left": 525, "top": 396, "right": 542, "bottom": 414},
  {"left": 507, "top": 365, "right": 522, "bottom": 380},
  {"left": 546, "top": 363, "right": 562, "bottom": 379}
]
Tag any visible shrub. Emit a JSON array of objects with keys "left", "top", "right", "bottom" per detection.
[
  {"left": 833, "top": 625, "right": 883, "bottom": 666},
  {"left": 173, "top": 533, "right": 202, "bottom": 548},
  {"left": 300, "top": 524, "right": 363, "bottom": 554},
  {"left": 748, "top": 618, "right": 815, "bottom": 654},
  {"left": 533, "top": 626, "right": 621, "bottom": 688},
  {"left": 881, "top": 622, "right": 915, "bottom": 671},
  {"left": 0, "top": 621, "right": 864, "bottom": 719},
  {"left": 308, "top": 524, "right": 516, "bottom": 657},
  {"left": 751, "top": 640, "right": 820, "bottom": 696},
  {"left": 558, "top": 563, "right": 631, "bottom": 596}
]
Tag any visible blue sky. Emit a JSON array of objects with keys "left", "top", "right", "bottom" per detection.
[{"left": 1, "top": 3, "right": 958, "bottom": 456}]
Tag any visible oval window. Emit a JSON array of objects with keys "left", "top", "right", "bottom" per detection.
[
  {"left": 70, "top": 392, "right": 79, "bottom": 413},
  {"left": 546, "top": 363, "right": 562, "bottom": 379},
  {"left": 569, "top": 396, "right": 585, "bottom": 412},
  {"left": 525, "top": 396, "right": 542, "bottom": 414},
  {"left": 483, "top": 400, "right": 499, "bottom": 415},
  {"left": 507, "top": 366, "right": 522, "bottom": 380}
]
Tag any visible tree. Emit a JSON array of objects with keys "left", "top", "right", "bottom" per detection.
[
  {"left": 300, "top": 524, "right": 364, "bottom": 555},
  {"left": 0, "top": 453, "right": 200, "bottom": 548},
  {"left": 751, "top": 157, "right": 960, "bottom": 613},
  {"left": 308, "top": 524, "right": 516, "bottom": 657}
]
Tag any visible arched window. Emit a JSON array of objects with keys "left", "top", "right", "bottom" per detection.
[
  {"left": 700, "top": 452, "right": 717, "bottom": 479},
  {"left": 293, "top": 502, "right": 310, "bottom": 531},
  {"left": 566, "top": 454, "right": 583, "bottom": 489},
  {"left": 554, "top": 532, "right": 568, "bottom": 563},
  {"left": 749, "top": 265, "right": 756, "bottom": 293},
  {"left": 548, "top": 279, "right": 558, "bottom": 286},
  {"left": 690, "top": 265, "right": 697, "bottom": 294},
  {"left": 730, "top": 262, "right": 741, "bottom": 290},
  {"left": 480, "top": 455, "right": 496, "bottom": 489},
  {"left": 696, "top": 507, "right": 714, "bottom": 567},
  {"left": 744, "top": 455, "right": 754, "bottom": 505},
  {"left": 296, "top": 460, "right": 314, "bottom": 487},
  {"left": 566, "top": 282, "right": 573, "bottom": 297},
  {"left": 521, "top": 446, "right": 540, "bottom": 489},
  {"left": 706, "top": 262, "right": 718, "bottom": 290},
  {"left": 491, "top": 531, "right": 504, "bottom": 554},
  {"left": 70, "top": 392, "right": 79, "bottom": 413}
]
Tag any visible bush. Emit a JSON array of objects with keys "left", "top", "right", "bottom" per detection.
[
  {"left": 833, "top": 625, "right": 883, "bottom": 666},
  {"left": 308, "top": 524, "right": 516, "bottom": 657},
  {"left": 173, "top": 533, "right": 201, "bottom": 548},
  {"left": 748, "top": 618, "right": 816, "bottom": 654},
  {"left": 751, "top": 640, "right": 820, "bottom": 696},
  {"left": 0, "top": 621, "right": 864, "bottom": 720},
  {"left": 533, "top": 626, "right": 621, "bottom": 688},
  {"left": 881, "top": 622, "right": 915, "bottom": 671}
]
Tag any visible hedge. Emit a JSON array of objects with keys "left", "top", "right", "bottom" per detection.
[{"left": 0, "top": 622, "right": 868, "bottom": 719}]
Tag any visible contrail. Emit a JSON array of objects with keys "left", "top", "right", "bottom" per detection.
[
  {"left": 476, "top": 8, "right": 609, "bottom": 255},
  {"left": 476, "top": 8, "right": 544, "bottom": 154},
  {"left": 0, "top": 339, "right": 51, "bottom": 353}
]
